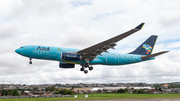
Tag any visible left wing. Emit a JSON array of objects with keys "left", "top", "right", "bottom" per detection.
[{"left": 77, "top": 23, "right": 145, "bottom": 61}]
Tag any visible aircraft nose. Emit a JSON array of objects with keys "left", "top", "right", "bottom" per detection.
[{"left": 15, "top": 48, "right": 22, "bottom": 54}]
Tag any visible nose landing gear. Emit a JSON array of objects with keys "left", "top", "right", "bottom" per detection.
[{"left": 29, "top": 58, "right": 32, "bottom": 64}]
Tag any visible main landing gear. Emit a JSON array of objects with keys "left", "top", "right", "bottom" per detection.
[
  {"left": 29, "top": 58, "right": 32, "bottom": 64},
  {"left": 80, "top": 63, "right": 93, "bottom": 74}
]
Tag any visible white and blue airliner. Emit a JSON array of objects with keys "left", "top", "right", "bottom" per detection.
[{"left": 15, "top": 23, "right": 168, "bottom": 74}]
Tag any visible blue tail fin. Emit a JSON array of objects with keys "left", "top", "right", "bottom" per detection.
[{"left": 129, "top": 35, "right": 158, "bottom": 55}]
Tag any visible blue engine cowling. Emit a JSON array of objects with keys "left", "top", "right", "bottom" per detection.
[
  {"left": 62, "top": 52, "right": 81, "bottom": 61},
  {"left": 59, "top": 62, "right": 75, "bottom": 68}
]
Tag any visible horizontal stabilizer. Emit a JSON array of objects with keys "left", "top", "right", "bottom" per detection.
[{"left": 141, "top": 51, "right": 169, "bottom": 60}]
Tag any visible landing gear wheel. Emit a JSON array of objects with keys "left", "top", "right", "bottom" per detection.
[
  {"left": 85, "top": 63, "right": 89, "bottom": 67},
  {"left": 89, "top": 66, "right": 93, "bottom": 71},
  {"left": 29, "top": 61, "right": 32, "bottom": 64},
  {"left": 84, "top": 70, "right": 88, "bottom": 74},
  {"left": 29, "top": 57, "right": 32, "bottom": 64},
  {"left": 80, "top": 68, "right": 84, "bottom": 71}
]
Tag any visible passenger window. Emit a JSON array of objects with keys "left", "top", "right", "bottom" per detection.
[{"left": 20, "top": 47, "right": 23, "bottom": 48}]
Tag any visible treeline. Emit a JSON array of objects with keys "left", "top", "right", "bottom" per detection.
[
  {"left": 0, "top": 89, "right": 19, "bottom": 96},
  {"left": 0, "top": 86, "right": 74, "bottom": 96},
  {"left": 117, "top": 89, "right": 145, "bottom": 94},
  {"left": 45, "top": 86, "right": 73, "bottom": 95},
  {"left": 54, "top": 89, "right": 73, "bottom": 95},
  {"left": 37, "top": 86, "right": 73, "bottom": 95},
  {"left": 32, "top": 86, "right": 56, "bottom": 91}
]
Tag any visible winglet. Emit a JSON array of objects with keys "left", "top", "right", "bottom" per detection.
[{"left": 135, "top": 23, "right": 145, "bottom": 30}]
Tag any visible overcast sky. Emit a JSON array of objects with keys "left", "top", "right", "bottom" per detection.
[{"left": 0, "top": 0, "right": 180, "bottom": 84}]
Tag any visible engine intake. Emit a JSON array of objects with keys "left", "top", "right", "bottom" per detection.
[
  {"left": 59, "top": 62, "right": 75, "bottom": 68},
  {"left": 61, "top": 52, "right": 81, "bottom": 61}
]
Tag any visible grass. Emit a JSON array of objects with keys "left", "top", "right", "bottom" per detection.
[{"left": 1, "top": 93, "right": 180, "bottom": 101}]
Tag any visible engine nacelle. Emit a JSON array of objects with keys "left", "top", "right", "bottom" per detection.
[
  {"left": 59, "top": 62, "right": 75, "bottom": 68},
  {"left": 61, "top": 52, "right": 81, "bottom": 61}
]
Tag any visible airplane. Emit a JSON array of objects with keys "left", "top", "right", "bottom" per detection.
[{"left": 15, "top": 23, "right": 169, "bottom": 74}]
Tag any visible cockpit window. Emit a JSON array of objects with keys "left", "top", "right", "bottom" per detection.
[{"left": 20, "top": 47, "right": 23, "bottom": 48}]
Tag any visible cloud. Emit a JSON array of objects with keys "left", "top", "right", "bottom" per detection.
[
  {"left": 62, "top": 26, "right": 104, "bottom": 48},
  {"left": 11, "top": 0, "right": 65, "bottom": 16},
  {"left": 0, "top": 23, "right": 20, "bottom": 39},
  {"left": 0, "top": 0, "right": 180, "bottom": 84},
  {"left": 157, "top": 1, "right": 180, "bottom": 28}
]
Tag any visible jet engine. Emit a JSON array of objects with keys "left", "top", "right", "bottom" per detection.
[
  {"left": 61, "top": 52, "right": 81, "bottom": 61},
  {"left": 59, "top": 62, "right": 75, "bottom": 68}
]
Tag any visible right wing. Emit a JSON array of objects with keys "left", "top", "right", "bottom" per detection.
[{"left": 77, "top": 23, "right": 145, "bottom": 61}]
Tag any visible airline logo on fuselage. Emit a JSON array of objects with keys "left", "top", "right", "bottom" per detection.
[
  {"left": 37, "top": 46, "right": 50, "bottom": 51},
  {"left": 142, "top": 44, "right": 152, "bottom": 54}
]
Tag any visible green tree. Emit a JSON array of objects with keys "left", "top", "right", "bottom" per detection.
[
  {"left": 155, "top": 85, "right": 160, "bottom": 89},
  {"left": 64, "top": 90, "right": 73, "bottom": 95},
  {"left": 125, "top": 88, "right": 128, "bottom": 92},
  {"left": 54, "top": 91, "right": 59, "bottom": 94},
  {"left": 33, "top": 87, "right": 38, "bottom": 91},
  {"left": 159, "top": 87, "right": 162, "bottom": 91},
  {"left": 59, "top": 89, "right": 67, "bottom": 95},
  {"left": 71, "top": 86, "right": 74, "bottom": 90},
  {"left": 7, "top": 89, "right": 12, "bottom": 95},
  {"left": 132, "top": 90, "right": 138, "bottom": 94},
  {"left": 12, "top": 89, "right": 19, "bottom": 96},
  {"left": 21, "top": 89, "right": 25, "bottom": 95},
  {"left": 45, "top": 86, "right": 55, "bottom": 91},
  {"left": 1, "top": 89, "right": 5, "bottom": 96},
  {"left": 117, "top": 89, "right": 125, "bottom": 93},
  {"left": 5, "top": 90, "right": 8, "bottom": 96},
  {"left": 51, "top": 86, "right": 55, "bottom": 91},
  {"left": 133, "top": 90, "right": 144, "bottom": 94},
  {"left": 137, "top": 90, "right": 144, "bottom": 94}
]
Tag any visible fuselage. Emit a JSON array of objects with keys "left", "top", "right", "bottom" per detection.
[{"left": 15, "top": 45, "right": 154, "bottom": 65}]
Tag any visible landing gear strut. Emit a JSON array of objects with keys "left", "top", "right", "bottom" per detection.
[
  {"left": 29, "top": 58, "right": 32, "bottom": 64},
  {"left": 85, "top": 63, "right": 89, "bottom": 67}
]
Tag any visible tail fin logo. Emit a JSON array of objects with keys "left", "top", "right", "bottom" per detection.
[{"left": 142, "top": 44, "right": 152, "bottom": 54}]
